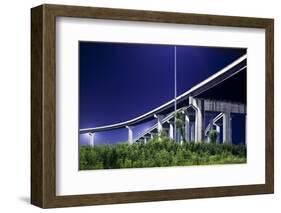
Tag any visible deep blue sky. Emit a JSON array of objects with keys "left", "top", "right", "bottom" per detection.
[{"left": 79, "top": 42, "right": 246, "bottom": 145}]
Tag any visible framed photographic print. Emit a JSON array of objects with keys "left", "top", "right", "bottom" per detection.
[{"left": 31, "top": 4, "right": 274, "bottom": 208}]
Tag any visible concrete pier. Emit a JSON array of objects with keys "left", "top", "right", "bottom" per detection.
[
  {"left": 126, "top": 126, "right": 134, "bottom": 145},
  {"left": 88, "top": 132, "right": 95, "bottom": 147},
  {"left": 223, "top": 112, "right": 232, "bottom": 144},
  {"left": 154, "top": 114, "right": 164, "bottom": 135}
]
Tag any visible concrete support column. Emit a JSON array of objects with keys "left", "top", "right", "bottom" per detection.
[
  {"left": 197, "top": 100, "right": 204, "bottom": 142},
  {"left": 88, "top": 132, "right": 95, "bottom": 147},
  {"left": 223, "top": 112, "right": 232, "bottom": 144},
  {"left": 126, "top": 126, "right": 134, "bottom": 145},
  {"left": 144, "top": 137, "right": 148, "bottom": 144},
  {"left": 185, "top": 114, "right": 190, "bottom": 142},
  {"left": 150, "top": 132, "right": 156, "bottom": 139},
  {"left": 168, "top": 121, "right": 174, "bottom": 139},
  {"left": 154, "top": 114, "right": 164, "bottom": 135},
  {"left": 190, "top": 97, "right": 204, "bottom": 142},
  {"left": 206, "top": 126, "right": 211, "bottom": 143}
]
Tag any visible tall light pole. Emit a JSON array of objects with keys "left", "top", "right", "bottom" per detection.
[{"left": 174, "top": 46, "right": 177, "bottom": 142}]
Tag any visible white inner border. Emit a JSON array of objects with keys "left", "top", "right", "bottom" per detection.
[{"left": 56, "top": 17, "right": 265, "bottom": 196}]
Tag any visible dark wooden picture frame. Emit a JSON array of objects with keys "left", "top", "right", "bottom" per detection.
[{"left": 31, "top": 4, "right": 274, "bottom": 208}]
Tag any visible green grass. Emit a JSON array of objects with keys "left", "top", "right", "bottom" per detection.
[{"left": 79, "top": 136, "right": 246, "bottom": 170}]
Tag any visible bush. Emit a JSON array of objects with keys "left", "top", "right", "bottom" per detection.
[{"left": 79, "top": 136, "right": 246, "bottom": 170}]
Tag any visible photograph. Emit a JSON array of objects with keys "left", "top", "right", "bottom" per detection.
[
  {"left": 78, "top": 42, "right": 247, "bottom": 170},
  {"left": 30, "top": 4, "right": 274, "bottom": 208}
]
